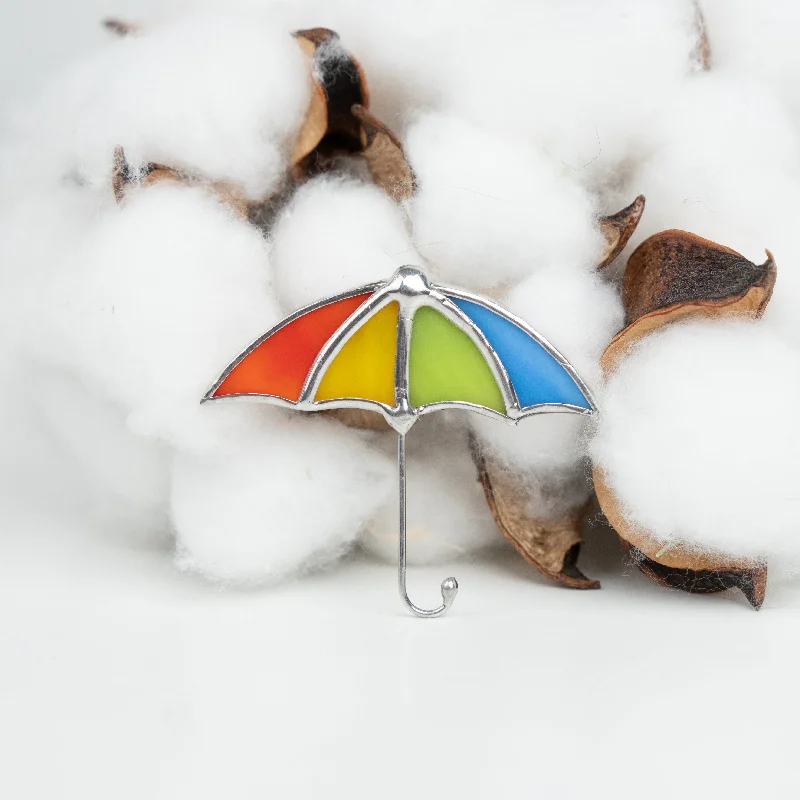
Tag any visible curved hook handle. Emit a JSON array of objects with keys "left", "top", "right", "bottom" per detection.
[
  {"left": 399, "top": 575, "right": 459, "bottom": 618},
  {"left": 397, "top": 432, "right": 459, "bottom": 618}
]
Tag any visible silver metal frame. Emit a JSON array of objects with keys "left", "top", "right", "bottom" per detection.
[{"left": 202, "top": 267, "right": 596, "bottom": 619}]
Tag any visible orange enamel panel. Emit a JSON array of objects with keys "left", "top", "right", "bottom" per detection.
[{"left": 213, "top": 293, "right": 372, "bottom": 402}]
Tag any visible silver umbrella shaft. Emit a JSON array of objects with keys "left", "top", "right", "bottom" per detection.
[{"left": 397, "top": 432, "right": 459, "bottom": 618}]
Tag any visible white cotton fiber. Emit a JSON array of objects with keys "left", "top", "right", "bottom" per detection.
[
  {"left": 429, "top": 1, "right": 698, "bottom": 190},
  {"left": 628, "top": 72, "right": 800, "bottom": 257},
  {"left": 18, "top": 181, "right": 282, "bottom": 451},
  {"left": 172, "top": 413, "right": 395, "bottom": 583},
  {"left": 6, "top": 0, "right": 800, "bottom": 590},
  {"left": 270, "top": 176, "right": 419, "bottom": 310},
  {"left": 701, "top": 0, "right": 800, "bottom": 124},
  {"left": 591, "top": 319, "right": 800, "bottom": 560},
  {"left": 4, "top": 9, "right": 309, "bottom": 198},
  {"left": 360, "top": 416, "right": 499, "bottom": 565},
  {"left": 406, "top": 112, "right": 604, "bottom": 290},
  {"left": 265, "top": 0, "right": 698, "bottom": 193}
]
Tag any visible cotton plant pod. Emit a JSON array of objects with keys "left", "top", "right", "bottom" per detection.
[
  {"left": 593, "top": 230, "right": 776, "bottom": 608},
  {"left": 292, "top": 28, "right": 415, "bottom": 201}
]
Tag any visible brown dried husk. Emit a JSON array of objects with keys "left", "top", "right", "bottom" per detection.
[
  {"left": 291, "top": 30, "right": 416, "bottom": 193},
  {"left": 291, "top": 28, "right": 370, "bottom": 177},
  {"left": 474, "top": 446, "right": 599, "bottom": 589},
  {"left": 597, "top": 195, "right": 646, "bottom": 268},
  {"left": 351, "top": 104, "right": 416, "bottom": 201},
  {"left": 111, "top": 147, "right": 250, "bottom": 217},
  {"left": 593, "top": 230, "right": 776, "bottom": 608}
]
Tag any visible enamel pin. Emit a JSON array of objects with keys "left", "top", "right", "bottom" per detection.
[{"left": 203, "top": 267, "right": 596, "bottom": 617}]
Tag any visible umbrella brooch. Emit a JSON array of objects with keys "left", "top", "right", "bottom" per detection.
[{"left": 203, "top": 267, "right": 596, "bottom": 617}]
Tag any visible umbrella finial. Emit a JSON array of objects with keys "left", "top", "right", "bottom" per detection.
[{"left": 397, "top": 432, "right": 459, "bottom": 618}]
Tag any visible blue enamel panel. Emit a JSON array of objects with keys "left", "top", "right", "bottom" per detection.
[{"left": 450, "top": 297, "right": 591, "bottom": 410}]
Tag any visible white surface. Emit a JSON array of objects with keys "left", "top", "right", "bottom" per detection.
[
  {"left": 2, "top": 3, "right": 800, "bottom": 798},
  {"left": 2, "top": 509, "right": 800, "bottom": 799}
]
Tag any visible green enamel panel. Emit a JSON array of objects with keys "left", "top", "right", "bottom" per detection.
[{"left": 408, "top": 306, "right": 506, "bottom": 412}]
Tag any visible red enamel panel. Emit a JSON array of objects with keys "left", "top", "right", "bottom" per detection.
[{"left": 213, "top": 293, "right": 372, "bottom": 402}]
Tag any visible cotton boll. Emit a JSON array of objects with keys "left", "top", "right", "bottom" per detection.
[
  {"left": 273, "top": 0, "right": 697, "bottom": 187},
  {"left": 240, "top": 0, "right": 698, "bottom": 200},
  {"left": 470, "top": 265, "right": 622, "bottom": 475},
  {"left": 622, "top": 70, "right": 800, "bottom": 345},
  {"left": 701, "top": 0, "right": 800, "bottom": 125},
  {"left": 360, "top": 416, "right": 499, "bottom": 565},
  {"left": 436, "top": 1, "right": 698, "bottom": 188},
  {"left": 406, "top": 112, "right": 604, "bottom": 291},
  {"left": 270, "top": 176, "right": 419, "bottom": 310},
  {"left": 622, "top": 69, "right": 800, "bottom": 345},
  {"left": 244, "top": 0, "right": 498, "bottom": 127},
  {"left": 5, "top": 9, "right": 309, "bottom": 198},
  {"left": 24, "top": 182, "right": 281, "bottom": 451},
  {"left": 591, "top": 319, "right": 800, "bottom": 561},
  {"left": 171, "top": 413, "right": 395, "bottom": 583},
  {"left": 629, "top": 73, "right": 800, "bottom": 257}
]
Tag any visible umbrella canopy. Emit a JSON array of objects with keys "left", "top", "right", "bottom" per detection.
[{"left": 205, "top": 267, "right": 595, "bottom": 432}]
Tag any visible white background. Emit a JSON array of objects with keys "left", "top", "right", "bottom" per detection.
[{"left": 2, "top": 2, "right": 799, "bottom": 798}]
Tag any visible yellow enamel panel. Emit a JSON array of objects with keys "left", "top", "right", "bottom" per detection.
[{"left": 315, "top": 302, "right": 399, "bottom": 405}]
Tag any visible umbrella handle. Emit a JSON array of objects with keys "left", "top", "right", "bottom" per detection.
[{"left": 397, "top": 432, "right": 459, "bottom": 618}]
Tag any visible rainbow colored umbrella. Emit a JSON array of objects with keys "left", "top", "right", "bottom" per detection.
[{"left": 204, "top": 267, "right": 595, "bottom": 617}]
